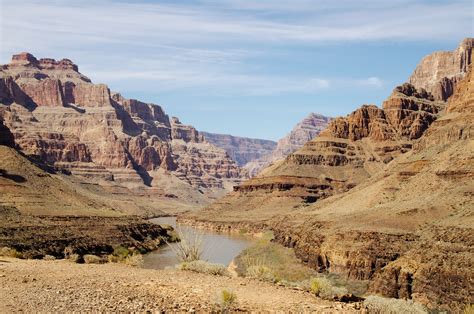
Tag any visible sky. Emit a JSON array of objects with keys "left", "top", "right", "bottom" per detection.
[{"left": 0, "top": 0, "right": 472, "bottom": 140}]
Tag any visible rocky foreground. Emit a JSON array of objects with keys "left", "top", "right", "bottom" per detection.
[{"left": 0, "top": 257, "right": 359, "bottom": 312}]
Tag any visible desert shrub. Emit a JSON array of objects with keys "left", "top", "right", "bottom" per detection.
[
  {"left": 309, "top": 277, "right": 332, "bottom": 295},
  {"left": 83, "top": 254, "right": 105, "bottom": 264},
  {"left": 179, "top": 260, "right": 230, "bottom": 277},
  {"left": 113, "top": 246, "right": 132, "bottom": 259},
  {"left": 245, "top": 263, "right": 278, "bottom": 282},
  {"left": 165, "top": 228, "right": 203, "bottom": 262},
  {"left": 107, "top": 246, "right": 143, "bottom": 267},
  {"left": 464, "top": 304, "right": 474, "bottom": 314},
  {"left": 0, "top": 247, "right": 23, "bottom": 259},
  {"left": 43, "top": 255, "right": 56, "bottom": 261},
  {"left": 123, "top": 253, "right": 144, "bottom": 267},
  {"left": 219, "top": 289, "right": 237, "bottom": 310},
  {"left": 68, "top": 253, "right": 81, "bottom": 263},
  {"left": 364, "top": 295, "right": 428, "bottom": 314}
]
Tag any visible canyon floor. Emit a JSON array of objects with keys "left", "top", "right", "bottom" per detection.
[{"left": 0, "top": 257, "right": 359, "bottom": 313}]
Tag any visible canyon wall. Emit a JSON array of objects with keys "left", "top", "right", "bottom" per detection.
[
  {"left": 0, "top": 52, "right": 243, "bottom": 211},
  {"left": 202, "top": 132, "right": 276, "bottom": 167},
  {"left": 186, "top": 38, "right": 474, "bottom": 310},
  {"left": 244, "top": 113, "right": 332, "bottom": 176}
]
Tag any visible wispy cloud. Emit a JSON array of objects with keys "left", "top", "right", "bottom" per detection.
[{"left": 0, "top": 0, "right": 470, "bottom": 96}]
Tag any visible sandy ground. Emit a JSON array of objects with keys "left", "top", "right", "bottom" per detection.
[{"left": 0, "top": 257, "right": 360, "bottom": 313}]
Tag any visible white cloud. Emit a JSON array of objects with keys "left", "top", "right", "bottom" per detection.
[{"left": 0, "top": 0, "right": 470, "bottom": 96}]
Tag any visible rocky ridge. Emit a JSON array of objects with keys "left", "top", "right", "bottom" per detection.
[
  {"left": 0, "top": 52, "right": 243, "bottom": 212},
  {"left": 244, "top": 113, "right": 332, "bottom": 176},
  {"left": 201, "top": 132, "right": 276, "bottom": 167},
  {"left": 184, "top": 38, "right": 474, "bottom": 310},
  {"left": 409, "top": 38, "right": 473, "bottom": 100}
]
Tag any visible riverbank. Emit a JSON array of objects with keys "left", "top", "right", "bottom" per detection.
[
  {"left": 0, "top": 207, "right": 176, "bottom": 259},
  {"left": 0, "top": 257, "right": 360, "bottom": 312}
]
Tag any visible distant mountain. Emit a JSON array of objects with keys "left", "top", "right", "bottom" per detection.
[
  {"left": 243, "top": 113, "right": 332, "bottom": 176},
  {"left": 201, "top": 132, "right": 276, "bottom": 167}
]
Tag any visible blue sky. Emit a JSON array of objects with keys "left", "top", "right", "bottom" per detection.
[{"left": 0, "top": 0, "right": 472, "bottom": 140}]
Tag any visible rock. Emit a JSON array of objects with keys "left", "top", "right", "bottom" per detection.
[
  {"left": 409, "top": 38, "right": 473, "bottom": 100},
  {"left": 184, "top": 38, "right": 474, "bottom": 311},
  {"left": 0, "top": 52, "right": 244, "bottom": 200},
  {"left": 201, "top": 132, "right": 277, "bottom": 167},
  {"left": 244, "top": 113, "right": 332, "bottom": 176}
]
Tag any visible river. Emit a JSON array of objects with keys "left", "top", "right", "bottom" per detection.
[{"left": 143, "top": 217, "right": 253, "bottom": 269}]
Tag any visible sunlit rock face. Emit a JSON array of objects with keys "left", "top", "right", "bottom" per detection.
[{"left": 0, "top": 52, "right": 244, "bottom": 191}]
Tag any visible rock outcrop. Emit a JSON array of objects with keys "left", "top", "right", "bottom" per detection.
[
  {"left": 244, "top": 113, "right": 331, "bottom": 176},
  {"left": 409, "top": 38, "right": 473, "bottom": 100},
  {"left": 0, "top": 53, "right": 244, "bottom": 210},
  {"left": 184, "top": 38, "right": 474, "bottom": 310},
  {"left": 202, "top": 132, "right": 277, "bottom": 167}
]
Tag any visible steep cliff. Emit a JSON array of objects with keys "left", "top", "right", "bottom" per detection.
[
  {"left": 0, "top": 52, "right": 243, "bottom": 212},
  {"left": 184, "top": 38, "right": 474, "bottom": 310},
  {"left": 202, "top": 132, "right": 277, "bottom": 167},
  {"left": 409, "top": 38, "right": 473, "bottom": 100},
  {"left": 244, "top": 113, "right": 332, "bottom": 176}
]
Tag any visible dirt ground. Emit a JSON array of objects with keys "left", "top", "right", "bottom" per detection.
[{"left": 0, "top": 257, "right": 361, "bottom": 312}]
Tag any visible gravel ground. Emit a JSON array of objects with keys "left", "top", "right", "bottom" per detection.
[{"left": 0, "top": 257, "right": 361, "bottom": 312}]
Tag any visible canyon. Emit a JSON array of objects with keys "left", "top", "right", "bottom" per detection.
[
  {"left": 183, "top": 38, "right": 474, "bottom": 311},
  {"left": 0, "top": 52, "right": 244, "bottom": 215},
  {"left": 0, "top": 37, "right": 472, "bottom": 312}
]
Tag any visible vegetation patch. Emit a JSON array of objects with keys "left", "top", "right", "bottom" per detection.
[
  {"left": 107, "top": 246, "right": 143, "bottom": 267},
  {"left": 364, "top": 295, "right": 428, "bottom": 313},
  {"left": 0, "top": 246, "right": 23, "bottom": 259},
  {"left": 235, "top": 231, "right": 368, "bottom": 300},
  {"left": 164, "top": 228, "right": 203, "bottom": 262},
  {"left": 235, "top": 231, "right": 316, "bottom": 283},
  {"left": 219, "top": 289, "right": 237, "bottom": 311},
  {"left": 179, "top": 260, "right": 231, "bottom": 277}
]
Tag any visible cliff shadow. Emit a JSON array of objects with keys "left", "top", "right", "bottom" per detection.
[{"left": 0, "top": 169, "right": 26, "bottom": 183}]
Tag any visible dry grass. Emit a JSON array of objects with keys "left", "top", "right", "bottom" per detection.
[
  {"left": 364, "top": 295, "right": 427, "bottom": 314},
  {"left": 219, "top": 289, "right": 237, "bottom": 311},
  {"left": 164, "top": 228, "right": 204, "bottom": 263},
  {"left": 235, "top": 231, "right": 316, "bottom": 283},
  {"left": 179, "top": 260, "right": 230, "bottom": 277},
  {"left": 0, "top": 247, "right": 23, "bottom": 259}
]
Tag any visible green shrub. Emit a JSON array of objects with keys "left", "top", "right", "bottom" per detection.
[
  {"left": 123, "top": 254, "right": 144, "bottom": 267},
  {"left": 0, "top": 247, "right": 23, "bottom": 259},
  {"left": 364, "top": 295, "right": 428, "bottom": 314},
  {"left": 179, "top": 260, "right": 231, "bottom": 277},
  {"left": 235, "top": 231, "right": 315, "bottom": 283},
  {"left": 465, "top": 304, "right": 474, "bottom": 314},
  {"left": 220, "top": 289, "right": 237, "bottom": 310}
]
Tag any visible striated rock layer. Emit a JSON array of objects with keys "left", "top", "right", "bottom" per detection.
[
  {"left": 184, "top": 38, "right": 474, "bottom": 310},
  {"left": 409, "top": 38, "right": 473, "bottom": 100},
  {"left": 0, "top": 52, "right": 243, "bottom": 212},
  {"left": 244, "top": 113, "right": 332, "bottom": 176},
  {"left": 202, "top": 132, "right": 276, "bottom": 167}
]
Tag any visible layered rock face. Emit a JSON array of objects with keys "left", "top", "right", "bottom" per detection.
[
  {"left": 0, "top": 53, "right": 243, "bottom": 201},
  {"left": 244, "top": 113, "right": 331, "bottom": 176},
  {"left": 273, "top": 63, "right": 474, "bottom": 310},
  {"left": 185, "top": 39, "right": 473, "bottom": 309},
  {"left": 409, "top": 38, "right": 473, "bottom": 100},
  {"left": 201, "top": 132, "right": 277, "bottom": 166}
]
